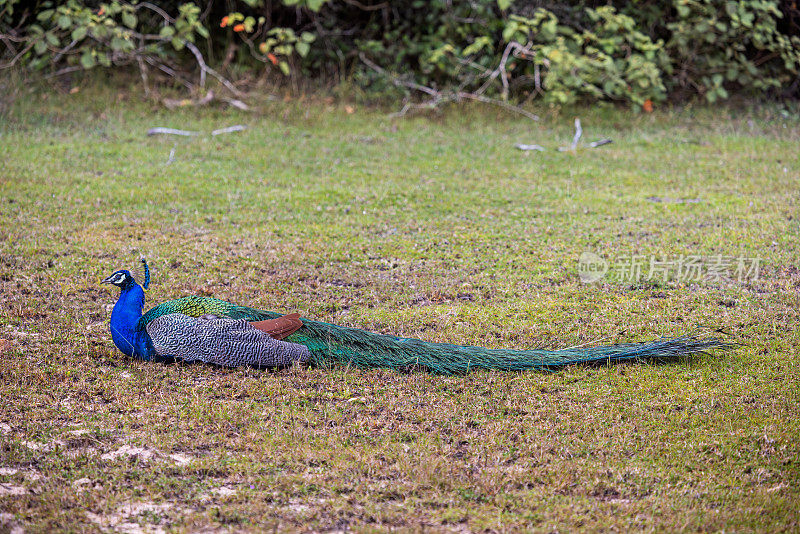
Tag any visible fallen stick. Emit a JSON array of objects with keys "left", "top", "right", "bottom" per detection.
[
  {"left": 571, "top": 118, "right": 582, "bottom": 149},
  {"left": 646, "top": 196, "right": 702, "bottom": 204},
  {"left": 558, "top": 118, "right": 583, "bottom": 151},
  {"left": 221, "top": 97, "right": 250, "bottom": 111},
  {"left": 147, "top": 125, "right": 247, "bottom": 137},
  {"left": 515, "top": 143, "right": 545, "bottom": 151},
  {"left": 211, "top": 125, "right": 247, "bottom": 136},
  {"left": 515, "top": 119, "right": 612, "bottom": 153},
  {"left": 162, "top": 90, "right": 215, "bottom": 110},
  {"left": 589, "top": 139, "right": 613, "bottom": 148},
  {"left": 147, "top": 127, "right": 199, "bottom": 137}
]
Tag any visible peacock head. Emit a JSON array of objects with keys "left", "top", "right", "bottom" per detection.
[
  {"left": 102, "top": 259, "right": 150, "bottom": 291},
  {"left": 101, "top": 270, "right": 136, "bottom": 290}
]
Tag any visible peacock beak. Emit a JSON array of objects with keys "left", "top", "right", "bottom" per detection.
[{"left": 100, "top": 275, "right": 114, "bottom": 284}]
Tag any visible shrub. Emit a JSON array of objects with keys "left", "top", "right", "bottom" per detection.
[
  {"left": 667, "top": 0, "right": 800, "bottom": 101},
  {"left": 1, "top": 0, "right": 798, "bottom": 105},
  {"left": 1, "top": 0, "right": 208, "bottom": 76},
  {"left": 496, "top": 6, "right": 669, "bottom": 105}
]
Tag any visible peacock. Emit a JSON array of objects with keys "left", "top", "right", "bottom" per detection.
[{"left": 102, "top": 260, "right": 730, "bottom": 374}]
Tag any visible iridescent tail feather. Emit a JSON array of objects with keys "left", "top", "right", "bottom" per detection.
[{"left": 289, "top": 319, "right": 730, "bottom": 374}]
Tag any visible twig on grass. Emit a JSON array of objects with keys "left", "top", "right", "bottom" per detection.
[
  {"left": 589, "top": 139, "right": 613, "bottom": 148},
  {"left": 161, "top": 90, "right": 250, "bottom": 111},
  {"left": 558, "top": 118, "right": 583, "bottom": 151},
  {"left": 221, "top": 97, "right": 249, "bottom": 111},
  {"left": 516, "top": 119, "right": 611, "bottom": 152},
  {"left": 571, "top": 118, "right": 582, "bottom": 149},
  {"left": 162, "top": 90, "right": 215, "bottom": 110},
  {"left": 211, "top": 125, "right": 247, "bottom": 136},
  {"left": 147, "top": 125, "right": 247, "bottom": 137},
  {"left": 147, "top": 128, "right": 199, "bottom": 137},
  {"left": 515, "top": 143, "right": 545, "bottom": 151}
]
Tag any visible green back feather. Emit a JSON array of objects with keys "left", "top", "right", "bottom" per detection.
[{"left": 136, "top": 296, "right": 279, "bottom": 331}]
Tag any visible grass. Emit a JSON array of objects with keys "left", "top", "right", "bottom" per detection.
[{"left": 0, "top": 80, "right": 798, "bottom": 532}]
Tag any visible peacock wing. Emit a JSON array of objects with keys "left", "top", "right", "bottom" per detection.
[
  {"left": 145, "top": 313, "right": 310, "bottom": 367},
  {"left": 136, "top": 296, "right": 280, "bottom": 331},
  {"left": 250, "top": 313, "right": 303, "bottom": 340}
]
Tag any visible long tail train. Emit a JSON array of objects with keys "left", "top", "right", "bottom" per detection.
[{"left": 286, "top": 317, "right": 729, "bottom": 374}]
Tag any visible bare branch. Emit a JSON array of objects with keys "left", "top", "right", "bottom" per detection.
[
  {"left": 0, "top": 41, "right": 33, "bottom": 70},
  {"left": 183, "top": 40, "right": 244, "bottom": 97},
  {"left": 42, "top": 65, "right": 83, "bottom": 79},
  {"left": 143, "top": 56, "right": 195, "bottom": 90},
  {"left": 183, "top": 40, "right": 206, "bottom": 89},
  {"left": 135, "top": 2, "right": 176, "bottom": 23},
  {"left": 219, "top": 97, "right": 250, "bottom": 110},
  {"left": 51, "top": 39, "right": 78, "bottom": 64},
  {"left": 0, "top": 31, "right": 28, "bottom": 43},
  {"left": 0, "top": 34, "right": 18, "bottom": 56},
  {"left": 388, "top": 100, "right": 443, "bottom": 118},
  {"left": 341, "top": 0, "right": 389, "bottom": 11},
  {"left": 456, "top": 92, "right": 539, "bottom": 121},
  {"left": 137, "top": 56, "right": 150, "bottom": 97},
  {"left": 359, "top": 53, "right": 437, "bottom": 96},
  {"left": 475, "top": 41, "right": 534, "bottom": 98},
  {"left": 360, "top": 53, "right": 538, "bottom": 122}
]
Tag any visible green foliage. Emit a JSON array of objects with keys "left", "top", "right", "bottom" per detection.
[
  {"left": 0, "top": 0, "right": 319, "bottom": 81},
  {"left": 500, "top": 7, "right": 669, "bottom": 105},
  {"left": 323, "top": 0, "right": 798, "bottom": 105},
  {"left": 281, "top": 0, "right": 328, "bottom": 11},
  {"left": 667, "top": 0, "right": 800, "bottom": 102},
  {"left": 1, "top": 0, "right": 798, "bottom": 104},
  {"left": 2, "top": 0, "right": 208, "bottom": 73},
  {"left": 223, "top": 14, "right": 316, "bottom": 76},
  {"left": 346, "top": 0, "right": 504, "bottom": 98}
]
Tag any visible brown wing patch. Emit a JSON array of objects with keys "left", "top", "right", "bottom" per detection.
[{"left": 250, "top": 313, "right": 303, "bottom": 340}]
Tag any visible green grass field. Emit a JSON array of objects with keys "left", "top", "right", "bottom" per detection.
[{"left": 1, "top": 82, "right": 798, "bottom": 532}]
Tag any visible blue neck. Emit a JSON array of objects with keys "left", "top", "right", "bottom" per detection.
[{"left": 109, "top": 283, "right": 152, "bottom": 359}]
